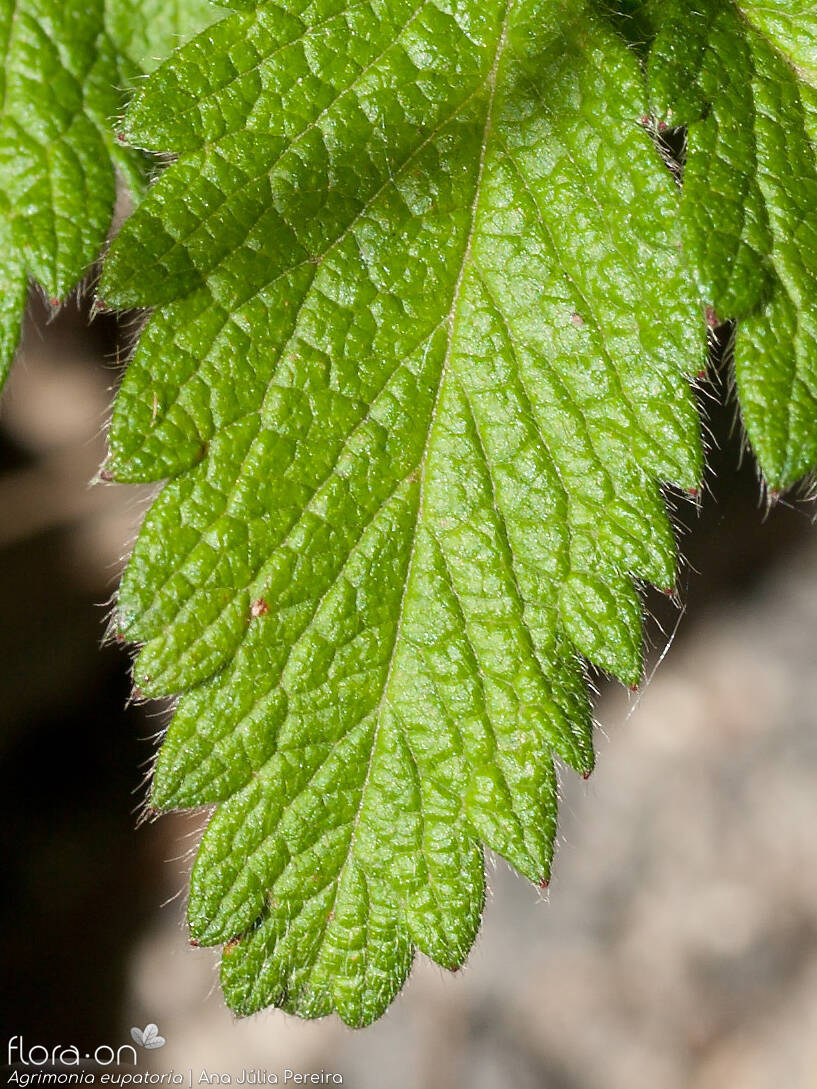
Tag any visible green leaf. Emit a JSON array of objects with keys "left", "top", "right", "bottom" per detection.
[
  {"left": 0, "top": 0, "right": 219, "bottom": 389},
  {"left": 105, "top": 0, "right": 222, "bottom": 74},
  {"left": 597, "top": 0, "right": 661, "bottom": 49},
  {"left": 649, "top": 0, "right": 817, "bottom": 489},
  {"left": 737, "top": 1, "right": 817, "bottom": 87},
  {"left": 101, "top": 0, "right": 703, "bottom": 1025}
]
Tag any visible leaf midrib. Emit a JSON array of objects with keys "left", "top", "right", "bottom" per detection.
[{"left": 298, "top": 1, "right": 517, "bottom": 985}]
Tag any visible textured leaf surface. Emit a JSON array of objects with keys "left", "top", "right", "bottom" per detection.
[
  {"left": 649, "top": 0, "right": 817, "bottom": 488},
  {"left": 105, "top": 0, "right": 221, "bottom": 73},
  {"left": 0, "top": 0, "right": 219, "bottom": 388},
  {"left": 101, "top": 0, "right": 704, "bottom": 1025},
  {"left": 737, "top": 1, "right": 817, "bottom": 87}
]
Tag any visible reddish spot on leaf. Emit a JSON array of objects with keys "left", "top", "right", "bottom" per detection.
[
  {"left": 250, "top": 597, "right": 269, "bottom": 618},
  {"left": 705, "top": 305, "right": 721, "bottom": 328}
]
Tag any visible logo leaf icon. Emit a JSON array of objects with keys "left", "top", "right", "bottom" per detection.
[{"left": 131, "top": 1024, "right": 166, "bottom": 1049}]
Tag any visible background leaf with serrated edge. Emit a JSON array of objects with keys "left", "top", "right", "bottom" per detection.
[
  {"left": 100, "top": 0, "right": 704, "bottom": 1026},
  {"left": 0, "top": 0, "right": 219, "bottom": 389},
  {"left": 649, "top": 0, "right": 817, "bottom": 490}
]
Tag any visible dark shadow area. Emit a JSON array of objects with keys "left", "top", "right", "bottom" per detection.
[
  {"left": 644, "top": 320, "right": 816, "bottom": 663},
  {"left": 0, "top": 297, "right": 159, "bottom": 1055}
]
